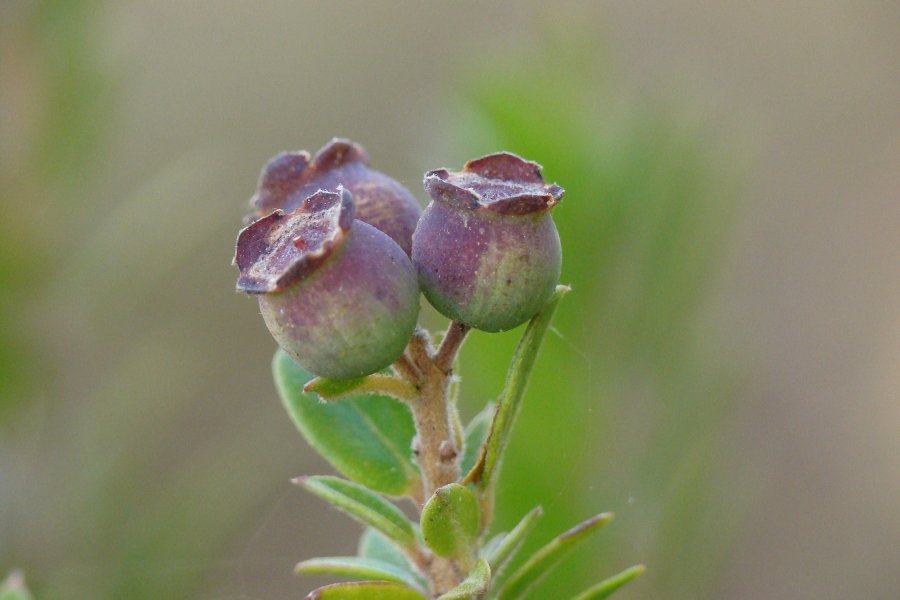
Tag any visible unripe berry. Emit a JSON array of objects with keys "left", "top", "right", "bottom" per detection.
[
  {"left": 412, "top": 152, "right": 564, "bottom": 332},
  {"left": 248, "top": 139, "right": 421, "bottom": 255},
  {"left": 235, "top": 188, "right": 419, "bottom": 379}
]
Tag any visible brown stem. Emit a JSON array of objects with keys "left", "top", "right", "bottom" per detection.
[
  {"left": 410, "top": 363, "right": 459, "bottom": 501},
  {"left": 400, "top": 326, "right": 471, "bottom": 595},
  {"left": 434, "top": 321, "right": 471, "bottom": 372},
  {"left": 392, "top": 352, "right": 422, "bottom": 383},
  {"left": 407, "top": 327, "right": 434, "bottom": 373}
]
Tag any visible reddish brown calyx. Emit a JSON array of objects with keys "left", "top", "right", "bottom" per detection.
[
  {"left": 423, "top": 151, "right": 564, "bottom": 216},
  {"left": 248, "top": 138, "right": 369, "bottom": 218},
  {"left": 235, "top": 188, "right": 354, "bottom": 294}
]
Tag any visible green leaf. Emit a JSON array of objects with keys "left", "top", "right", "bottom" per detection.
[
  {"left": 358, "top": 528, "right": 414, "bottom": 571},
  {"left": 437, "top": 558, "right": 491, "bottom": 600},
  {"left": 480, "top": 532, "right": 506, "bottom": 561},
  {"left": 484, "top": 506, "right": 543, "bottom": 575},
  {"left": 304, "top": 375, "right": 368, "bottom": 396},
  {"left": 305, "top": 581, "right": 426, "bottom": 600},
  {"left": 296, "top": 557, "right": 425, "bottom": 593},
  {"left": 461, "top": 402, "right": 494, "bottom": 475},
  {"left": 0, "top": 572, "right": 33, "bottom": 600},
  {"left": 571, "top": 565, "right": 646, "bottom": 600},
  {"left": 305, "top": 374, "right": 418, "bottom": 403},
  {"left": 493, "top": 512, "right": 613, "bottom": 600},
  {"left": 420, "top": 483, "right": 479, "bottom": 560},
  {"left": 464, "top": 286, "right": 569, "bottom": 512},
  {"left": 297, "top": 476, "right": 416, "bottom": 551},
  {"left": 274, "top": 350, "right": 420, "bottom": 496}
]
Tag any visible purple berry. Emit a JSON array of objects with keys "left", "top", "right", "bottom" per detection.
[
  {"left": 412, "top": 152, "right": 564, "bottom": 332},
  {"left": 235, "top": 188, "right": 419, "bottom": 379}
]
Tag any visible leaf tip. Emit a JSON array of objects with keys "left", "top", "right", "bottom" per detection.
[{"left": 560, "top": 512, "right": 614, "bottom": 540}]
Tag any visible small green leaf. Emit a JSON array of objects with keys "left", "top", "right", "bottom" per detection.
[
  {"left": 420, "top": 483, "right": 479, "bottom": 559},
  {"left": 305, "top": 581, "right": 425, "bottom": 600},
  {"left": 437, "top": 559, "right": 491, "bottom": 600},
  {"left": 296, "top": 557, "right": 425, "bottom": 593},
  {"left": 571, "top": 565, "right": 646, "bottom": 600},
  {"left": 305, "top": 375, "right": 368, "bottom": 396},
  {"left": 0, "top": 572, "right": 33, "bottom": 600},
  {"left": 480, "top": 532, "right": 506, "bottom": 561},
  {"left": 484, "top": 506, "right": 543, "bottom": 576},
  {"left": 461, "top": 402, "right": 494, "bottom": 475},
  {"left": 275, "top": 350, "right": 420, "bottom": 496},
  {"left": 493, "top": 512, "right": 614, "bottom": 600},
  {"left": 464, "top": 287, "right": 569, "bottom": 514},
  {"left": 305, "top": 374, "right": 418, "bottom": 403},
  {"left": 358, "top": 528, "right": 413, "bottom": 572},
  {"left": 298, "top": 476, "right": 416, "bottom": 550}
]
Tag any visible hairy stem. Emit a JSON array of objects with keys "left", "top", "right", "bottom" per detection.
[
  {"left": 392, "top": 352, "right": 422, "bottom": 383},
  {"left": 397, "top": 323, "right": 475, "bottom": 596},
  {"left": 411, "top": 363, "right": 459, "bottom": 501},
  {"left": 434, "top": 321, "right": 470, "bottom": 372}
]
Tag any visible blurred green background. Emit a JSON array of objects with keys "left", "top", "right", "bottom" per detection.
[{"left": 2, "top": 1, "right": 898, "bottom": 599}]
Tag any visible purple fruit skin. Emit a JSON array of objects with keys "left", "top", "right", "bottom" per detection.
[
  {"left": 413, "top": 201, "right": 561, "bottom": 332},
  {"left": 412, "top": 152, "right": 564, "bottom": 332},
  {"left": 250, "top": 140, "right": 421, "bottom": 256},
  {"left": 259, "top": 220, "right": 419, "bottom": 379}
]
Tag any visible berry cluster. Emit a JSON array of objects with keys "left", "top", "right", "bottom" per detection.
[
  {"left": 233, "top": 140, "right": 644, "bottom": 599},
  {"left": 234, "top": 139, "right": 564, "bottom": 380}
]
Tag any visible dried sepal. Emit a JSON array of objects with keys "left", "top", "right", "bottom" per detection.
[
  {"left": 423, "top": 152, "right": 563, "bottom": 215},
  {"left": 247, "top": 138, "right": 421, "bottom": 254},
  {"left": 235, "top": 188, "right": 353, "bottom": 293}
]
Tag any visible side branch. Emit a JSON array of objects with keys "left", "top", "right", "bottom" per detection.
[
  {"left": 392, "top": 353, "right": 422, "bottom": 383},
  {"left": 434, "top": 321, "right": 471, "bottom": 372}
]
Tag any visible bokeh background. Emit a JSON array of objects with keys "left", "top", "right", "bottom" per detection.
[{"left": 2, "top": 1, "right": 898, "bottom": 599}]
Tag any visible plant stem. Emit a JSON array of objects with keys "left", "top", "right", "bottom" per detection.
[
  {"left": 434, "top": 321, "right": 471, "bottom": 372},
  {"left": 394, "top": 323, "right": 473, "bottom": 596},
  {"left": 392, "top": 352, "right": 422, "bottom": 383},
  {"left": 410, "top": 361, "right": 458, "bottom": 501},
  {"left": 405, "top": 321, "right": 470, "bottom": 501}
]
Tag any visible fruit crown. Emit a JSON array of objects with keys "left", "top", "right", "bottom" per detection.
[
  {"left": 235, "top": 188, "right": 354, "bottom": 294},
  {"left": 424, "top": 152, "right": 564, "bottom": 215},
  {"left": 249, "top": 138, "right": 369, "bottom": 218}
]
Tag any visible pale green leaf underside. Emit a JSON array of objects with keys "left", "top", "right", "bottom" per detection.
[
  {"left": 493, "top": 512, "right": 613, "bottom": 600},
  {"left": 437, "top": 558, "right": 491, "bottom": 600},
  {"left": 358, "top": 528, "right": 413, "bottom": 571},
  {"left": 461, "top": 402, "right": 494, "bottom": 475},
  {"left": 480, "top": 532, "right": 506, "bottom": 562},
  {"left": 296, "top": 556, "right": 425, "bottom": 592},
  {"left": 421, "top": 483, "right": 480, "bottom": 559},
  {"left": 485, "top": 505, "right": 543, "bottom": 576},
  {"left": 305, "top": 581, "right": 425, "bottom": 600},
  {"left": 571, "top": 565, "right": 646, "bottom": 600},
  {"left": 274, "top": 350, "right": 419, "bottom": 496},
  {"left": 299, "top": 475, "right": 416, "bottom": 550}
]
